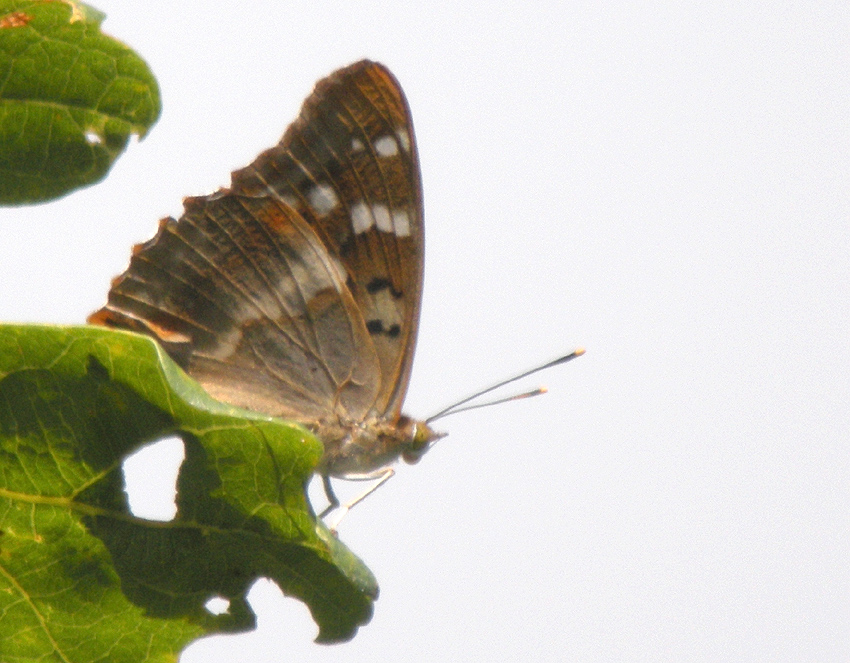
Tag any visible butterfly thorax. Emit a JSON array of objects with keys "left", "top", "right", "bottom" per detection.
[{"left": 315, "top": 414, "right": 445, "bottom": 478}]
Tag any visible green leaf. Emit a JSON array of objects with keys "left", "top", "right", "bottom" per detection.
[
  {"left": 0, "top": 325, "right": 377, "bottom": 662},
  {"left": 0, "top": 1, "right": 161, "bottom": 205}
]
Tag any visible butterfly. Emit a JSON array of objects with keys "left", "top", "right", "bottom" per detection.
[{"left": 88, "top": 60, "right": 443, "bottom": 523}]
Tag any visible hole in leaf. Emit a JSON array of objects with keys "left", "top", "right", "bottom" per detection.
[
  {"left": 205, "top": 596, "right": 230, "bottom": 615},
  {"left": 183, "top": 581, "right": 319, "bottom": 659},
  {"left": 122, "top": 436, "right": 185, "bottom": 521},
  {"left": 84, "top": 130, "right": 103, "bottom": 145}
]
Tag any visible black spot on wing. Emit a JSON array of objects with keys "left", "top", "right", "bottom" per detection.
[
  {"left": 366, "top": 277, "right": 391, "bottom": 294},
  {"left": 365, "top": 319, "right": 402, "bottom": 338},
  {"left": 365, "top": 276, "right": 404, "bottom": 298}
]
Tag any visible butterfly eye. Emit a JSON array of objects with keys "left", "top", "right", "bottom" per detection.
[
  {"left": 401, "top": 445, "right": 427, "bottom": 465},
  {"left": 401, "top": 422, "right": 443, "bottom": 465}
]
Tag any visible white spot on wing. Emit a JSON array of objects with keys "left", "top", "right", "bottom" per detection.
[
  {"left": 396, "top": 129, "right": 411, "bottom": 153},
  {"left": 307, "top": 183, "right": 338, "bottom": 216},
  {"left": 373, "top": 204, "right": 392, "bottom": 232},
  {"left": 351, "top": 202, "right": 373, "bottom": 234},
  {"left": 374, "top": 135, "right": 398, "bottom": 157},
  {"left": 351, "top": 201, "right": 410, "bottom": 236},
  {"left": 351, "top": 138, "right": 365, "bottom": 152},
  {"left": 287, "top": 259, "right": 334, "bottom": 302},
  {"left": 85, "top": 130, "right": 102, "bottom": 146},
  {"left": 392, "top": 210, "right": 411, "bottom": 237}
]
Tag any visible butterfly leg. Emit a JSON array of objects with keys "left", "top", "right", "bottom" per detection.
[
  {"left": 324, "top": 467, "right": 396, "bottom": 534},
  {"left": 319, "top": 474, "right": 339, "bottom": 519}
]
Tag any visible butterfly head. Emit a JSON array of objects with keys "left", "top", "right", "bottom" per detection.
[{"left": 398, "top": 416, "right": 446, "bottom": 465}]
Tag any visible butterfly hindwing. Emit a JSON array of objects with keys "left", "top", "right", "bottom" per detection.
[{"left": 90, "top": 194, "right": 382, "bottom": 421}]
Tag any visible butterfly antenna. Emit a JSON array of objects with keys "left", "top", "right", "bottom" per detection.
[
  {"left": 426, "top": 348, "right": 585, "bottom": 423},
  {"left": 431, "top": 387, "right": 549, "bottom": 417}
]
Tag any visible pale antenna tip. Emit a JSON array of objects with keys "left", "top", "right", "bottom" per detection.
[
  {"left": 574, "top": 347, "right": 586, "bottom": 357},
  {"left": 519, "top": 387, "right": 548, "bottom": 399}
]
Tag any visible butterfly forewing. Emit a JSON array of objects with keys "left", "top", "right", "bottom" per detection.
[
  {"left": 89, "top": 60, "right": 423, "bottom": 425},
  {"left": 231, "top": 61, "right": 424, "bottom": 417}
]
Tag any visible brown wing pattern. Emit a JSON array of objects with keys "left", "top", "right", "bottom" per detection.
[
  {"left": 231, "top": 60, "right": 424, "bottom": 417},
  {"left": 89, "top": 194, "right": 381, "bottom": 422},
  {"left": 89, "top": 60, "right": 424, "bottom": 423}
]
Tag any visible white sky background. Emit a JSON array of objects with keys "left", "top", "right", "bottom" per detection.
[{"left": 2, "top": 2, "right": 849, "bottom": 661}]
